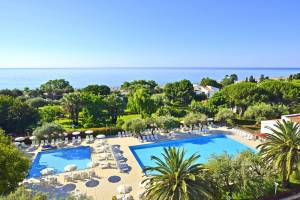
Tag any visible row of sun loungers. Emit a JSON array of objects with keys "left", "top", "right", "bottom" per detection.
[
  {"left": 40, "top": 176, "right": 58, "bottom": 186},
  {"left": 137, "top": 134, "right": 159, "bottom": 142},
  {"left": 232, "top": 128, "right": 255, "bottom": 140},
  {"left": 111, "top": 145, "right": 130, "bottom": 173},
  {"left": 118, "top": 131, "right": 132, "bottom": 137},
  {"left": 64, "top": 171, "right": 96, "bottom": 182},
  {"left": 36, "top": 135, "right": 95, "bottom": 147}
]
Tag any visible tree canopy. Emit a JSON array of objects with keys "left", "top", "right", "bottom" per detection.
[
  {"left": 0, "top": 130, "right": 30, "bottom": 194},
  {"left": 0, "top": 95, "right": 39, "bottom": 133},
  {"left": 33, "top": 122, "right": 64, "bottom": 140},
  {"left": 164, "top": 79, "right": 195, "bottom": 106},
  {"left": 127, "top": 88, "right": 156, "bottom": 118},
  {"left": 40, "top": 79, "right": 73, "bottom": 99},
  {"left": 82, "top": 84, "right": 111, "bottom": 95}
]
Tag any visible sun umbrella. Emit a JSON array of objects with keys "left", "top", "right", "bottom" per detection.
[
  {"left": 85, "top": 130, "right": 93, "bottom": 134},
  {"left": 96, "top": 134, "right": 106, "bottom": 139},
  {"left": 117, "top": 184, "right": 132, "bottom": 194},
  {"left": 27, "top": 178, "right": 40, "bottom": 184},
  {"left": 87, "top": 161, "right": 98, "bottom": 168},
  {"left": 63, "top": 132, "right": 69, "bottom": 136},
  {"left": 64, "top": 164, "right": 77, "bottom": 172},
  {"left": 15, "top": 137, "right": 25, "bottom": 142},
  {"left": 72, "top": 131, "right": 80, "bottom": 136},
  {"left": 29, "top": 136, "right": 37, "bottom": 140},
  {"left": 40, "top": 168, "right": 54, "bottom": 176}
]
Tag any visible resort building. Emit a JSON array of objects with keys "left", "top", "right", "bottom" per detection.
[
  {"left": 261, "top": 114, "right": 300, "bottom": 134},
  {"left": 193, "top": 84, "right": 219, "bottom": 98}
]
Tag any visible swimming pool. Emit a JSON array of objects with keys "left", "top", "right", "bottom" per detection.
[
  {"left": 28, "top": 146, "right": 91, "bottom": 178},
  {"left": 129, "top": 134, "right": 255, "bottom": 170}
]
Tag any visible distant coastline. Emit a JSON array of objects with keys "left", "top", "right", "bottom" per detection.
[{"left": 0, "top": 67, "right": 299, "bottom": 89}]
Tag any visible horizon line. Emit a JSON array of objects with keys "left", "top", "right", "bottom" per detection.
[{"left": 0, "top": 66, "right": 300, "bottom": 70}]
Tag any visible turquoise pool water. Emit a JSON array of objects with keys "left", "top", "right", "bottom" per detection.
[
  {"left": 28, "top": 146, "right": 91, "bottom": 178},
  {"left": 129, "top": 134, "right": 255, "bottom": 170}
]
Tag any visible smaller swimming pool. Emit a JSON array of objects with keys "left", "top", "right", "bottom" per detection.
[
  {"left": 130, "top": 134, "right": 255, "bottom": 171},
  {"left": 28, "top": 146, "right": 91, "bottom": 178}
]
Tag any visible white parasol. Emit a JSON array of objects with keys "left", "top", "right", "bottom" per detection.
[
  {"left": 85, "top": 130, "right": 94, "bottom": 134},
  {"left": 96, "top": 134, "right": 106, "bottom": 139},
  {"left": 117, "top": 184, "right": 132, "bottom": 194},
  {"left": 87, "top": 161, "right": 98, "bottom": 168},
  {"left": 72, "top": 131, "right": 80, "bottom": 136},
  {"left": 15, "top": 137, "right": 25, "bottom": 142},
  {"left": 64, "top": 164, "right": 77, "bottom": 172},
  {"left": 40, "top": 168, "right": 54, "bottom": 176}
]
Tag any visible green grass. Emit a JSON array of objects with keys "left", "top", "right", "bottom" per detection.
[{"left": 119, "top": 114, "right": 141, "bottom": 121}]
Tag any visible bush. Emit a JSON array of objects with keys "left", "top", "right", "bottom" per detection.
[
  {"left": 64, "top": 127, "right": 122, "bottom": 138},
  {"left": 26, "top": 97, "right": 48, "bottom": 108},
  {"left": 156, "top": 106, "right": 187, "bottom": 118}
]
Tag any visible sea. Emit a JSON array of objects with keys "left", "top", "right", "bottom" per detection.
[{"left": 0, "top": 67, "right": 299, "bottom": 89}]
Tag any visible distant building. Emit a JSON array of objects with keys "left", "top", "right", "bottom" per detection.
[
  {"left": 261, "top": 114, "right": 300, "bottom": 134},
  {"left": 193, "top": 84, "right": 219, "bottom": 98}
]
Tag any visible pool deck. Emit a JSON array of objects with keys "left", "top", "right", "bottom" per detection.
[{"left": 25, "top": 127, "right": 261, "bottom": 200}]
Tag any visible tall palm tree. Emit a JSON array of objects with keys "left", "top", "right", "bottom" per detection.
[
  {"left": 142, "top": 147, "right": 213, "bottom": 200},
  {"left": 258, "top": 120, "right": 300, "bottom": 188}
]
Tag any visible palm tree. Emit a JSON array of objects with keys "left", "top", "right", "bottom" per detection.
[
  {"left": 61, "top": 92, "right": 82, "bottom": 125},
  {"left": 142, "top": 147, "right": 213, "bottom": 200},
  {"left": 258, "top": 120, "right": 300, "bottom": 188}
]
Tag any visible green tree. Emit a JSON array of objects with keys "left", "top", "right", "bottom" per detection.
[
  {"left": 164, "top": 79, "right": 195, "bottom": 106},
  {"left": 200, "top": 77, "right": 222, "bottom": 88},
  {"left": 33, "top": 122, "right": 64, "bottom": 140},
  {"left": 39, "top": 105, "right": 63, "bottom": 123},
  {"left": 26, "top": 97, "right": 48, "bottom": 108},
  {"left": 0, "top": 130, "right": 30, "bottom": 194},
  {"left": 259, "top": 79, "right": 300, "bottom": 106},
  {"left": 189, "top": 101, "right": 212, "bottom": 116},
  {"left": 122, "top": 118, "right": 146, "bottom": 137},
  {"left": 221, "top": 74, "right": 238, "bottom": 86},
  {"left": 81, "top": 93, "right": 107, "bottom": 127},
  {"left": 0, "top": 89, "right": 23, "bottom": 98},
  {"left": 244, "top": 103, "right": 275, "bottom": 122},
  {"left": 155, "top": 116, "right": 180, "bottom": 132},
  {"left": 214, "top": 108, "right": 236, "bottom": 125},
  {"left": 104, "top": 94, "right": 126, "bottom": 124},
  {"left": 205, "top": 151, "right": 276, "bottom": 200},
  {"left": 40, "top": 79, "right": 73, "bottom": 99},
  {"left": 142, "top": 147, "right": 213, "bottom": 200},
  {"left": 182, "top": 113, "right": 207, "bottom": 130},
  {"left": 0, "top": 95, "right": 39, "bottom": 133},
  {"left": 258, "top": 120, "right": 300, "bottom": 188},
  {"left": 61, "top": 92, "right": 82, "bottom": 125},
  {"left": 121, "top": 80, "right": 158, "bottom": 93},
  {"left": 0, "top": 186, "right": 47, "bottom": 200},
  {"left": 220, "top": 82, "right": 267, "bottom": 115},
  {"left": 128, "top": 88, "right": 156, "bottom": 118},
  {"left": 82, "top": 84, "right": 111, "bottom": 95}
]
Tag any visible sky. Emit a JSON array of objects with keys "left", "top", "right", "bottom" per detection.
[{"left": 0, "top": 0, "right": 300, "bottom": 68}]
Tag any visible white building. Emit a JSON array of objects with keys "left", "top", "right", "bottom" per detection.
[
  {"left": 261, "top": 114, "right": 300, "bottom": 134},
  {"left": 193, "top": 84, "right": 219, "bottom": 98}
]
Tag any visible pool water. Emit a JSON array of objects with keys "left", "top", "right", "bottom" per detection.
[
  {"left": 129, "top": 134, "right": 255, "bottom": 170},
  {"left": 28, "top": 146, "right": 91, "bottom": 178}
]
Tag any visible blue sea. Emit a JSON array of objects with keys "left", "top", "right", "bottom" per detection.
[{"left": 0, "top": 67, "right": 299, "bottom": 89}]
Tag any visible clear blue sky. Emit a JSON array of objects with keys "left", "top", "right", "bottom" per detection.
[{"left": 0, "top": 0, "right": 300, "bottom": 68}]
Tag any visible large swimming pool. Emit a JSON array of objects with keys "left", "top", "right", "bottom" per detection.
[
  {"left": 28, "top": 146, "right": 91, "bottom": 178},
  {"left": 130, "top": 134, "right": 255, "bottom": 170}
]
